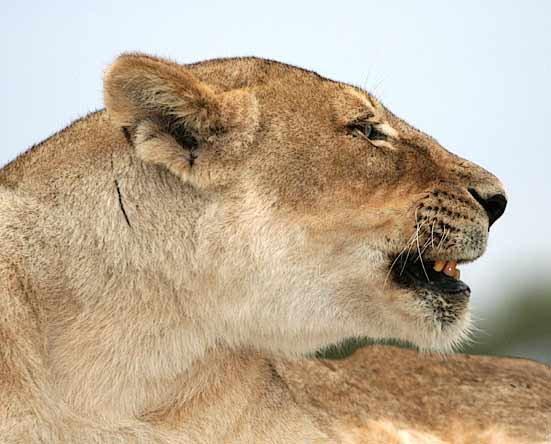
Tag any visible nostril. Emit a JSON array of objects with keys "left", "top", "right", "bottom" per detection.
[{"left": 468, "top": 188, "right": 507, "bottom": 228}]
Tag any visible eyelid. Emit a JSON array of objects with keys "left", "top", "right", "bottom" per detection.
[{"left": 375, "top": 122, "right": 399, "bottom": 139}]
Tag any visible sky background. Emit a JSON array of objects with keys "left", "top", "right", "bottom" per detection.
[{"left": 1, "top": 1, "right": 550, "bottom": 360}]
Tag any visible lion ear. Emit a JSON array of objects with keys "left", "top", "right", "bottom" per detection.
[{"left": 104, "top": 53, "right": 249, "bottom": 182}]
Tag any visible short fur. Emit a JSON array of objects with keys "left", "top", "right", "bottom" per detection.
[{"left": 0, "top": 54, "right": 549, "bottom": 443}]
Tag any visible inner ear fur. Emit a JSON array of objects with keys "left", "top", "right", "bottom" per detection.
[{"left": 104, "top": 53, "right": 251, "bottom": 181}]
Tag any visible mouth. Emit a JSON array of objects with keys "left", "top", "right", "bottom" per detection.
[{"left": 391, "top": 257, "right": 471, "bottom": 299}]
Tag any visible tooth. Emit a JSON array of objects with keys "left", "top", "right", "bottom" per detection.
[
  {"left": 433, "top": 260, "right": 446, "bottom": 272},
  {"left": 443, "top": 261, "right": 457, "bottom": 277}
]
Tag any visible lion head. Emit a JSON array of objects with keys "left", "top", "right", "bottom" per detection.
[{"left": 104, "top": 54, "right": 507, "bottom": 356}]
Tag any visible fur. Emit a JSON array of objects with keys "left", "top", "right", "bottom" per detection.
[{"left": 0, "top": 54, "right": 548, "bottom": 443}]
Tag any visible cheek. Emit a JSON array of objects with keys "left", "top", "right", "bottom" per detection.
[{"left": 288, "top": 208, "right": 415, "bottom": 265}]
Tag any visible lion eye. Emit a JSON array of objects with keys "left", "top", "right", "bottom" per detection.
[
  {"left": 347, "top": 122, "right": 386, "bottom": 141},
  {"left": 362, "top": 123, "right": 373, "bottom": 139}
]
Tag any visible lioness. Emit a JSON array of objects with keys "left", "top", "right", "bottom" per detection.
[{"left": 0, "top": 54, "right": 549, "bottom": 444}]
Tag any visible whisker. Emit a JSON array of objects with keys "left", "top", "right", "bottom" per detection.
[
  {"left": 436, "top": 227, "right": 448, "bottom": 251},
  {"left": 412, "top": 220, "right": 429, "bottom": 263},
  {"left": 383, "top": 231, "right": 417, "bottom": 289},
  {"left": 419, "top": 234, "right": 433, "bottom": 257},
  {"left": 430, "top": 220, "right": 436, "bottom": 249},
  {"left": 437, "top": 228, "right": 450, "bottom": 252},
  {"left": 415, "top": 208, "right": 430, "bottom": 282},
  {"left": 399, "top": 237, "right": 417, "bottom": 275}
]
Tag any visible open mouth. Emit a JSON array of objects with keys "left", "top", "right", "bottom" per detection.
[{"left": 391, "top": 257, "right": 471, "bottom": 298}]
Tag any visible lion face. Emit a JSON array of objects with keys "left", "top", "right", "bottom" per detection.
[{"left": 105, "top": 55, "right": 507, "bottom": 354}]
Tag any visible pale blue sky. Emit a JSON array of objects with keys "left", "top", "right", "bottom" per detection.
[{"left": 1, "top": 1, "right": 550, "bottom": 335}]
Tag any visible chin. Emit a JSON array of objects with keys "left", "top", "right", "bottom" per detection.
[
  {"left": 407, "top": 300, "right": 473, "bottom": 353},
  {"left": 385, "top": 255, "right": 474, "bottom": 353}
]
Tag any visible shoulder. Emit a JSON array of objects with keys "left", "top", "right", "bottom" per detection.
[{"left": 274, "top": 346, "right": 551, "bottom": 442}]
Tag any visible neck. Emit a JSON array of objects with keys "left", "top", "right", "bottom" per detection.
[
  {"left": 42, "top": 142, "right": 217, "bottom": 416},
  {"left": 10, "top": 114, "right": 337, "bottom": 441}
]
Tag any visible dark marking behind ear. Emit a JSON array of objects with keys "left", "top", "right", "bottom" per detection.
[{"left": 122, "top": 127, "right": 133, "bottom": 145}]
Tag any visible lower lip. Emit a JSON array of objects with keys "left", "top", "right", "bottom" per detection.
[{"left": 392, "top": 260, "right": 471, "bottom": 296}]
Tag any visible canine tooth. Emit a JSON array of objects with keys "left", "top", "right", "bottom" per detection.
[
  {"left": 443, "top": 261, "right": 457, "bottom": 277},
  {"left": 433, "top": 260, "right": 446, "bottom": 272}
]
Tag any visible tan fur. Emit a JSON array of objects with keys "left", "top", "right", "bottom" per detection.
[{"left": 0, "top": 53, "right": 549, "bottom": 443}]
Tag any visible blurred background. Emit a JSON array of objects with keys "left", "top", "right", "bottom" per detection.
[{"left": 2, "top": 1, "right": 549, "bottom": 364}]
